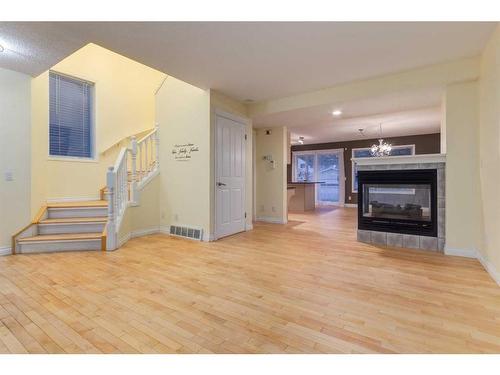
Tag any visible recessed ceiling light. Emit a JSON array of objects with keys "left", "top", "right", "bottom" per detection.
[{"left": 332, "top": 109, "right": 342, "bottom": 116}]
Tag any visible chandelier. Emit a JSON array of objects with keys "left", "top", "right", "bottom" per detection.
[{"left": 370, "top": 124, "right": 392, "bottom": 157}]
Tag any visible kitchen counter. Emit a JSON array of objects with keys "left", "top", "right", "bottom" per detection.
[{"left": 288, "top": 182, "right": 323, "bottom": 211}]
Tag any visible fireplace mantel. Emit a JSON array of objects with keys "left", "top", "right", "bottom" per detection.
[{"left": 352, "top": 153, "right": 446, "bottom": 166}]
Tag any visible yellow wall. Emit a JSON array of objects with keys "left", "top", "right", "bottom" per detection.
[
  {"left": 444, "top": 81, "right": 484, "bottom": 254},
  {"left": 117, "top": 174, "right": 161, "bottom": 244},
  {"left": 31, "top": 43, "right": 166, "bottom": 214},
  {"left": 156, "top": 76, "right": 211, "bottom": 239},
  {"left": 255, "top": 127, "right": 288, "bottom": 223},
  {"left": 0, "top": 67, "right": 31, "bottom": 251},
  {"left": 210, "top": 90, "right": 254, "bottom": 233},
  {"left": 479, "top": 25, "right": 500, "bottom": 279}
]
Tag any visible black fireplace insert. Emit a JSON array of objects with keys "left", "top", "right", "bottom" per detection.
[{"left": 357, "top": 169, "right": 437, "bottom": 237}]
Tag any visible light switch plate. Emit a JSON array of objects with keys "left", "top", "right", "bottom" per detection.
[{"left": 4, "top": 171, "right": 13, "bottom": 181}]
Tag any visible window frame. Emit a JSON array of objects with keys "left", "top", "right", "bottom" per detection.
[
  {"left": 351, "top": 144, "right": 415, "bottom": 193},
  {"left": 292, "top": 149, "right": 345, "bottom": 206},
  {"left": 48, "top": 70, "right": 97, "bottom": 162}
]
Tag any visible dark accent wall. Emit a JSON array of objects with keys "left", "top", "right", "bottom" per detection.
[{"left": 288, "top": 133, "right": 441, "bottom": 204}]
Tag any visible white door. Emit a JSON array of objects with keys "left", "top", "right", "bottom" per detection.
[{"left": 215, "top": 113, "right": 246, "bottom": 239}]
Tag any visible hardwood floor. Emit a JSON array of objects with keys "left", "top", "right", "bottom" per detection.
[{"left": 1, "top": 207, "right": 500, "bottom": 353}]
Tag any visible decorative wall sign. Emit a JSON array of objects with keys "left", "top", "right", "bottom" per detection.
[{"left": 172, "top": 143, "right": 200, "bottom": 161}]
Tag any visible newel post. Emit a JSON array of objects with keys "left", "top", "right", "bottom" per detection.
[
  {"left": 130, "top": 136, "right": 138, "bottom": 204},
  {"left": 106, "top": 166, "right": 117, "bottom": 250},
  {"left": 155, "top": 123, "right": 160, "bottom": 168}
]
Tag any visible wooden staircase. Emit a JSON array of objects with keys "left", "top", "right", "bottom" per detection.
[
  {"left": 12, "top": 125, "right": 160, "bottom": 255},
  {"left": 12, "top": 200, "right": 108, "bottom": 254}
]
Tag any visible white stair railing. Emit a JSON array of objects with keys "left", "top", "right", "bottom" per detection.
[{"left": 106, "top": 124, "right": 160, "bottom": 250}]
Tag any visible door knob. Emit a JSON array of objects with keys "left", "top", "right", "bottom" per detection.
[{"left": 217, "top": 182, "right": 226, "bottom": 186}]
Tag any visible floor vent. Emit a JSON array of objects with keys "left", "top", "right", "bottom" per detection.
[{"left": 169, "top": 225, "right": 203, "bottom": 241}]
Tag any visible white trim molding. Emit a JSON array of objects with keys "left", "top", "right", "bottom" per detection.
[
  {"left": 352, "top": 153, "right": 446, "bottom": 166},
  {"left": 118, "top": 226, "right": 161, "bottom": 248},
  {"left": 46, "top": 196, "right": 101, "bottom": 203},
  {"left": 256, "top": 216, "right": 288, "bottom": 224},
  {"left": 444, "top": 246, "right": 500, "bottom": 286},
  {"left": 0, "top": 246, "right": 12, "bottom": 256},
  {"left": 344, "top": 203, "right": 358, "bottom": 208},
  {"left": 444, "top": 246, "right": 477, "bottom": 259},
  {"left": 477, "top": 252, "right": 500, "bottom": 286}
]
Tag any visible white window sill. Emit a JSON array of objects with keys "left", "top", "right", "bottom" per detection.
[{"left": 47, "top": 156, "right": 99, "bottom": 163}]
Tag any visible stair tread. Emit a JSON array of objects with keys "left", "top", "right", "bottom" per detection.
[
  {"left": 19, "top": 233, "right": 103, "bottom": 242},
  {"left": 48, "top": 200, "right": 107, "bottom": 208},
  {"left": 39, "top": 217, "right": 108, "bottom": 224}
]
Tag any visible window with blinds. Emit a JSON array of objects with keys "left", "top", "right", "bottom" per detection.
[{"left": 49, "top": 72, "right": 94, "bottom": 158}]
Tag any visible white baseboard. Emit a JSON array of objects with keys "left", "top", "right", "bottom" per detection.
[
  {"left": 203, "top": 232, "right": 215, "bottom": 242},
  {"left": 131, "top": 227, "right": 161, "bottom": 238},
  {"left": 245, "top": 223, "right": 254, "bottom": 231},
  {"left": 444, "top": 246, "right": 477, "bottom": 258},
  {"left": 0, "top": 246, "right": 12, "bottom": 256},
  {"left": 344, "top": 203, "right": 358, "bottom": 208},
  {"left": 118, "top": 226, "right": 161, "bottom": 247},
  {"left": 46, "top": 196, "right": 101, "bottom": 203},
  {"left": 118, "top": 233, "right": 132, "bottom": 248},
  {"left": 256, "top": 216, "right": 287, "bottom": 224},
  {"left": 477, "top": 251, "right": 500, "bottom": 286},
  {"left": 444, "top": 246, "right": 500, "bottom": 286}
]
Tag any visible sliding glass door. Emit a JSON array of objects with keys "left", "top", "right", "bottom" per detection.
[
  {"left": 316, "top": 151, "right": 342, "bottom": 205},
  {"left": 293, "top": 149, "right": 345, "bottom": 206}
]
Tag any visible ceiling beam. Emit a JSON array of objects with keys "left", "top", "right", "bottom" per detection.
[{"left": 247, "top": 57, "right": 480, "bottom": 118}]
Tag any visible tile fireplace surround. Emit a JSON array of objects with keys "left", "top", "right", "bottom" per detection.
[{"left": 352, "top": 154, "right": 446, "bottom": 252}]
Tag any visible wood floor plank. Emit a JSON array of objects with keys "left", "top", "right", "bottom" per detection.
[{"left": 1, "top": 207, "right": 500, "bottom": 353}]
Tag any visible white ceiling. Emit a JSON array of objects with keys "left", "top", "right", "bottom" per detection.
[
  {"left": 254, "top": 87, "right": 442, "bottom": 144},
  {"left": 288, "top": 106, "right": 442, "bottom": 145},
  {"left": 0, "top": 22, "right": 496, "bottom": 101}
]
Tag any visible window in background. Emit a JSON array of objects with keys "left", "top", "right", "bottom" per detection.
[
  {"left": 49, "top": 72, "right": 94, "bottom": 159},
  {"left": 294, "top": 153, "right": 315, "bottom": 182},
  {"left": 351, "top": 145, "right": 415, "bottom": 193},
  {"left": 293, "top": 149, "right": 345, "bottom": 205}
]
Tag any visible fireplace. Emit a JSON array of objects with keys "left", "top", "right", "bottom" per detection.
[{"left": 358, "top": 169, "right": 437, "bottom": 237}]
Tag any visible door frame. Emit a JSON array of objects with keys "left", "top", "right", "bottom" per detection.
[
  {"left": 213, "top": 108, "right": 249, "bottom": 240},
  {"left": 291, "top": 148, "right": 346, "bottom": 206}
]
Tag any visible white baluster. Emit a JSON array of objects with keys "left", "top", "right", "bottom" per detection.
[
  {"left": 130, "top": 137, "right": 138, "bottom": 203},
  {"left": 106, "top": 166, "right": 116, "bottom": 250},
  {"left": 124, "top": 158, "right": 128, "bottom": 201},
  {"left": 155, "top": 123, "right": 160, "bottom": 169},
  {"left": 139, "top": 143, "right": 143, "bottom": 180},
  {"left": 145, "top": 138, "right": 149, "bottom": 172}
]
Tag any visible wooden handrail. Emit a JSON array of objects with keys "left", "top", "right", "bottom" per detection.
[
  {"left": 137, "top": 128, "right": 157, "bottom": 144},
  {"left": 11, "top": 205, "right": 47, "bottom": 254},
  {"left": 33, "top": 205, "right": 48, "bottom": 223},
  {"left": 100, "top": 128, "right": 154, "bottom": 156}
]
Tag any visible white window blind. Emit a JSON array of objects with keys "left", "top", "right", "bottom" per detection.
[{"left": 49, "top": 72, "right": 93, "bottom": 158}]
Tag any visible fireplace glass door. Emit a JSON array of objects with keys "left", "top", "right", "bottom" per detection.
[{"left": 361, "top": 183, "right": 432, "bottom": 222}]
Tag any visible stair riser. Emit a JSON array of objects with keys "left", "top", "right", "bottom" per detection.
[
  {"left": 17, "top": 240, "right": 101, "bottom": 254},
  {"left": 48, "top": 207, "right": 108, "bottom": 219},
  {"left": 38, "top": 223, "right": 106, "bottom": 235}
]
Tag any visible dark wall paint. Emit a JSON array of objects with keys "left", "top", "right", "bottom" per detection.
[{"left": 288, "top": 133, "right": 441, "bottom": 204}]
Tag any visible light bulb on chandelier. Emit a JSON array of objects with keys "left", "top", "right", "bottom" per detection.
[{"left": 370, "top": 124, "right": 392, "bottom": 157}]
